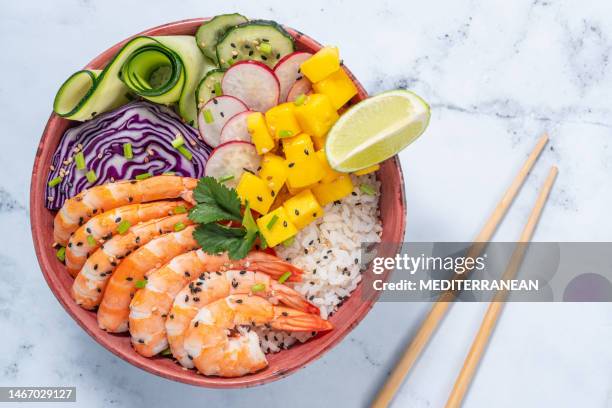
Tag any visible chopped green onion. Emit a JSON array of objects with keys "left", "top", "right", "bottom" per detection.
[
  {"left": 171, "top": 135, "right": 185, "bottom": 148},
  {"left": 174, "top": 222, "right": 186, "bottom": 232},
  {"left": 251, "top": 283, "right": 266, "bottom": 292},
  {"left": 278, "top": 130, "right": 294, "bottom": 138},
  {"left": 218, "top": 174, "right": 235, "bottom": 183},
  {"left": 86, "top": 170, "right": 97, "bottom": 183},
  {"left": 86, "top": 235, "right": 96, "bottom": 246},
  {"left": 177, "top": 146, "right": 193, "bottom": 161},
  {"left": 173, "top": 205, "right": 187, "bottom": 214},
  {"left": 56, "top": 246, "right": 66, "bottom": 262},
  {"left": 135, "top": 279, "right": 147, "bottom": 289},
  {"left": 135, "top": 172, "right": 152, "bottom": 180},
  {"left": 203, "top": 109, "right": 214, "bottom": 124},
  {"left": 294, "top": 94, "right": 306, "bottom": 106},
  {"left": 259, "top": 42, "right": 272, "bottom": 55},
  {"left": 123, "top": 143, "right": 133, "bottom": 159},
  {"left": 258, "top": 233, "right": 268, "bottom": 250},
  {"left": 214, "top": 82, "right": 223, "bottom": 97},
  {"left": 117, "top": 220, "right": 131, "bottom": 234},
  {"left": 266, "top": 215, "right": 279, "bottom": 230},
  {"left": 48, "top": 176, "right": 63, "bottom": 187},
  {"left": 359, "top": 184, "right": 376, "bottom": 196},
  {"left": 160, "top": 348, "right": 172, "bottom": 356},
  {"left": 162, "top": 171, "right": 176, "bottom": 176},
  {"left": 282, "top": 236, "right": 295, "bottom": 247},
  {"left": 278, "top": 271, "right": 291, "bottom": 284},
  {"left": 75, "top": 152, "right": 86, "bottom": 170}
]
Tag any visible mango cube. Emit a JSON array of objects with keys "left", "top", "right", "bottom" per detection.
[
  {"left": 285, "top": 180, "right": 317, "bottom": 195},
  {"left": 284, "top": 189, "right": 323, "bottom": 229},
  {"left": 256, "top": 207, "right": 298, "bottom": 247},
  {"left": 258, "top": 153, "right": 287, "bottom": 194},
  {"left": 316, "top": 150, "right": 341, "bottom": 183},
  {"left": 299, "top": 46, "right": 340, "bottom": 83},
  {"left": 312, "top": 174, "right": 354, "bottom": 206},
  {"left": 282, "top": 133, "right": 315, "bottom": 162},
  {"left": 236, "top": 172, "right": 275, "bottom": 215},
  {"left": 286, "top": 155, "right": 324, "bottom": 188},
  {"left": 265, "top": 102, "right": 301, "bottom": 139},
  {"left": 247, "top": 112, "right": 275, "bottom": 155},
  {"left": 313, "top": 68, "right": 358, "bottom": 109},
  {"left": 353, "top": 164, "right": 380, "bottom": 176},
  {"left": 294, "top": 94, "right": 339, "bottom": 139}
]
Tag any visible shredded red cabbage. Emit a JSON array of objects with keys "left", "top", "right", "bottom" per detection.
[{"left": 45, "top": 101, "right": 211, "bottom": 210}]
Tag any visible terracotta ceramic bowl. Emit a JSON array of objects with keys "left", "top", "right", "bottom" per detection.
[{"left": 30, "top": 18, "right": 406, "bottom": 388}]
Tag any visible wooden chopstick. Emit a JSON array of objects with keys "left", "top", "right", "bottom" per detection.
[
  {"left": 371, "top": 133, "right": 549, "bottom": 408},
  {"left": 445, "top": 166, "right": 558, "bottom": 408}
]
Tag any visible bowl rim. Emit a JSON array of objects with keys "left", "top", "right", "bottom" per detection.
[{"left": 30, "top": 17, "right": 407, "bottom": 388}]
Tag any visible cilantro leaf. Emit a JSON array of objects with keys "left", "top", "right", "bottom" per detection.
[
  {"left": 189, "top": 177, "right": 242, "bottom": 223},
  {"left": 193, "top": 223, "right": 245, "bottom": 256}
]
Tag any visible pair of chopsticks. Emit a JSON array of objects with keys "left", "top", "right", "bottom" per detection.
[{"left": 372, "top": 133, "right": 557, "bottom": 408}]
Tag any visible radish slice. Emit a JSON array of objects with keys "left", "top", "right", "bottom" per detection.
[
  {"left": 286, "top": 78, "right": 313, "bottom": 102},
  {"left": 221, "top": 61, "right": 280, "bottom": 112},
  {"left": 274, "top": 52, "right": 313, "bottom": 102},
  {"left": 204, "top": 141, "right": 261, "bottom": 188},
  {"left": 198, "top": 96, "right": 248, "bottom": 147},
  {"left": 219, "top": 111, "right": 253, "bottom": 144}
]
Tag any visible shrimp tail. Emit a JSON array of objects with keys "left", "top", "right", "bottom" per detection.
[
  {"left": 271, "top": 282, "right": 319, "bottom": 315},
  {"left": 245, "top": 251, "right": 304, "bottom": 282},
  {"left": 271, "top": 307, "right": 333, "bottom": 332}
]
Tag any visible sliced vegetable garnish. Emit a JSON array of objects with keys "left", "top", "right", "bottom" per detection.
[
  {"left": 174, "top": 222, "right": 186, "bottom": 232},
  {"left": 75, "top": 152, "right": 86, "bottom": 170},
  {"left": 86, "top": 235, "right": 96, "bottom": 246},
  {"left": 135, "top": 172, "right": 152, "bottom": 180},
  {"left": 56, "top": 246, "right": 66, "bottom": 262},
  {"left": 160, "top": 348, "right": 173, "bottom": 356},
  {"left": 278, "top": 130, "right": 293, "bottom": 138},
  {"left": 177, "top": 146, "right": 193, "bottom": 161},
  {"left": 117, "top": 220, "right": 131, "bottom": 234},
  {"left": 173, "top": 205, "right": 187, "bottom": 214},
  {"left": 86, "top": 170, "right": 97, "bottom": 183},
  {"left": 359, "top": 184, "right": 376, "bottom": 196},
  {"left": 218, "top": 175, "right": 235, "bottom": 183},
  {"left": 282, "top": 236, "right": 295, "bottom": 247},
  {"left": 278, "top": 271, "right": 291, "bottom": 284},
  {"left": 135, "top": 279, "right": 147, "bottom": 289},
  {"left": 251, "top": 283, "right": 266, "bottom": 292},
  {"left": 294, "top": 94, "right": 306, "bottom": 106},
  {"left": 203, "top": 109, "right": 214, "bottom": 124},
  {"left": 48, "top": 176, "right": 63, "bottom": 187},
  {"left": 123, "top": 142, "right": 133, "bottom": 159},
  {"left": 259, "top": 42, "right": 272, "bottom": 55},
  {"left": 214, "top": 82, "right": 223, "bottom": 97},
  {"left": 171, "top": 135, "right": 185, "bottom": 148},
  {"left": 266, "top": 214, "right": 279, "bottom": 230}
]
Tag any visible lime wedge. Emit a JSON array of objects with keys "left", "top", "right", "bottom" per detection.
[{"left": 325, "top": 90, "right": 430, "bottom": 172}]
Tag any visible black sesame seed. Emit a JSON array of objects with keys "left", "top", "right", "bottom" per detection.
[
  {"left": 312, "top": 212, "right": 317, "bottom": 217},
  {"left": 351, "top": 192, "right": 357, "bottom": 196},
  {"left": 193, "top": 297, "right": 199, "bottom": 302},
  {"left": 184, "top": 271, "right": 190, "bottom": 277},
  {"left": 236, "top": 299, "right": 243, "bottom": 304},
  {"left": 79, "top": 217, "right": 84, "bottom": 226},
  {"left": 138, "top": 339, "right": 144, "bottom": 344},
  {"left": 271, "top": 191, "right": 275, "bottom": 197},
  {"left": 194, "top": 321, "right": 199, "bottom": 327},
  {"left": 86, "top": 227, "right": 91, "bottom": 233},
  {"left": 282, "top": 312, "right": 288, "bottom": 316},
  {"left": 261, "top": 55, "right": 268, "bottom": 61},
  {"left": 76, "top": 242, "right": 83, "bottom": 247},
  {"left": 185, "top": 295, "right": 189, "bottom": 302},
  {"left": 288, "top": 162, "right": 295, "bottom": 168},
  {"left": 68, "top": 243, "right": 72, "bottom": 248},
  {"left": 283, "top": 220, "right": 288, "bottom": 227},
  {"left": 213, "top": 99, "right": 218, "bottom": 105},
  {"left": 169, "top": 314, "right": 174, "bottom": 319},
  {"left": 97, "top": 288, "right": 101, "bottom": 293},
  {"left": 115, "top": 217, "right": 121, "bottom": 223},
  {"left": 230, "top": 42, "right": 236, "bottom": 48},
  {"left": 354, "top": 258, "right": 359, "bottom": 264},
  {"left": 257, "top": 196, "right": 263, "bottom": 202},
  {"left": 128, "top": 197, "right": 133, "bottom": 202},
  {"left": 126, "top": 277, "right": 133, "bottom": 281},
  {"left": 240, "top": 270, "right": 246, "bottom": 275},
  {"left": 304, "top": 149, "right": 309, "bottom": 155},
  {"left": 276, "top": 53, "right": 281, "bottom": 59},
  {"left": 249, "top": 50, "right": 254, "bottom": 56}
]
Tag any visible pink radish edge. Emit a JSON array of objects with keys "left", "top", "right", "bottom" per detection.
[
  {"left": 204, "top": 141, "right": 261, "bottom": 188},
  {"left": 197, "top": 95, "right": 248, "bottom": 147},
  {"left": 286, "top": 77, "right": 313, "bottom": 102},
  {"left": 221, "top": 61, "right": 280, "bottom": 112},
  {"left": 274, "top": 51, "right": 313, "bottom": 102},
  {"left": 219, "top": 110, "right": 254, "bottom": 144}
]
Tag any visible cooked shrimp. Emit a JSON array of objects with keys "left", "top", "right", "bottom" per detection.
[
  {"left": 97, "top": 225, "right": 198, "bottom": 333},
  {"left": 129, "top": 251, "right": 305, "bottom": 357},
  {"left": 66, "top": 201, "right": 189, "bottom": 275},
  {"left": 183, "top": 294, "right": 332, "bottom": 377},
  {"left": 71, "top": 214, "right": 191, "bottom": 309},
  {"left": 54, "top": 175, "right": 196, "bottom": 245},
  {"left": 164, "top": 269, "right": 314, "bottom": 367}
]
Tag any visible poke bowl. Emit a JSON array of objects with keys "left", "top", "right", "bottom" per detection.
[{"left": 30, "top": 17, "right": 406, "bottom": 387}]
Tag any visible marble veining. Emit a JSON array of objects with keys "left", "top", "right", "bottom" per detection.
[{"left": 1, "top": 0, "right": 611, "bottom": 407}]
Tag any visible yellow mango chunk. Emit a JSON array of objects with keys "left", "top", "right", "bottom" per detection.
[
  {"left": 312, "top": 174, "right": 354, "bottom": 206},
  {"left": 236, "top": 172, "right": 275, "bottom": 215},
  {"left": 294, "top": 94, "right": 339, "bottom": 139},
  {"left": 300, "top": 46, "right": 340, "bottom": 83},
  {"left": 284, "top": 189, "right": 323, "bottom": 229},
  {"left": 285, "top": 180, "right": 317, "bottom": 195},
  {"left": 313, "top": 68, "right": 358, "bottom": 109},
  {"left": 353, "top": 164, "right": 380, "bottom": 176},
  {"left": 265, "top": 102, "right": 301, "bottom": 139},
  {"left": 258, "top": 153, "right": 287, "bottom": 194},
  {"left": 257, "top": 207, "right": 298, "bottom": 247},
  {"left": 282, "top": 133, "right": 315, "bottom": 162},
  {"left": 316, "top": 150, "right": 342, "bottom": 183},
  {"left": 286, "top": 155, "right": 324, "bottom": 188},
  {"left": 247, "top": 112, "right": 275, "bottom": 155}
]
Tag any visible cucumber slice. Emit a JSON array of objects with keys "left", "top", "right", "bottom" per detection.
[
  {"left": 196, "top": 13, "right": 248, "bottom": 63},
  {"left": 216, "top": 20, "right": 295, "bottom": 69},
  {"left": 195, "top": 68, "right": 225, "bottom": 108}
]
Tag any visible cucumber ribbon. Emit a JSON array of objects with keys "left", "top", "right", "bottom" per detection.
[{"left": 53, "top": 36, "right": 215, "bottom": 127}]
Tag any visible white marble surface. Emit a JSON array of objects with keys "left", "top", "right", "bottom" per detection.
[{"left": 1, "top": 0, "right": 611, "bottom": 406}]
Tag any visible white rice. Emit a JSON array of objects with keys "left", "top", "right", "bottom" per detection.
[{"left": 254, "top": 174, "right": 383, "bottom": 353}]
